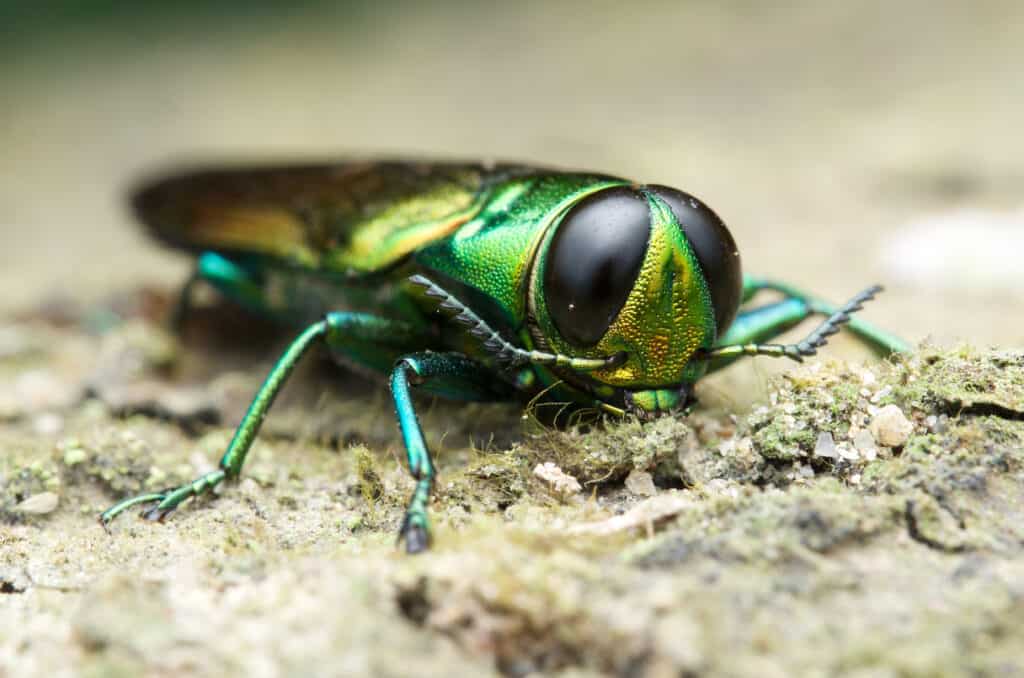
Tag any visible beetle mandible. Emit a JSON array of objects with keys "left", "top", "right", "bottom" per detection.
[{"left": 99, "top": 161, "right": 909, "bottom": 552}]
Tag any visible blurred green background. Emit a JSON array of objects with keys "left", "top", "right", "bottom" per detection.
[{"left": 3, "top": 0, "right": 1022, "bottom": 344}]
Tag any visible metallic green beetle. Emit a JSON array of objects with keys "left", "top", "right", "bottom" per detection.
[{"left": 99, "top": 161, "right": 908, "bottom": 552}]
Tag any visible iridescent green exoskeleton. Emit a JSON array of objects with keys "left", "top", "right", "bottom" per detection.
[{"left": 99, "top": 161, "right": 909, "bottom": 552}]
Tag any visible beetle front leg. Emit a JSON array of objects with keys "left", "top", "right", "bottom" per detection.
[
  {"left": 700, "top": 285, "right": 897, "bottom": 371},
  {"left": 100, "top": 318, "right": 329, "bottom": 526},
  {"left": 389, "top": 352, "right": 508, "bottom": 554},
  {"left": 739, "top": 275, "right": 910, "bottom": 355},
  {"left": 100, "top": 311, "right": 431, "bottom": 528}
]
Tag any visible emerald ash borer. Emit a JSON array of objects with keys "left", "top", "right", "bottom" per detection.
[{"left": 99, "top": 161, "right": 909, "bottom": 552}]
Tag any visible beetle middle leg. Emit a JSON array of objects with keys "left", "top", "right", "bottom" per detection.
[
  {"left": 99, "top": 311, "right": 436, "bottom": 530},
  {"left": 389, "top": 351, "right": 514, "bottom": 553}
]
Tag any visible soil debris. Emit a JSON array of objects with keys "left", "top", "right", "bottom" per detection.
[
  {"left": 2, "top": 306, "right": 1023, "bottom": 677},
  {"left": 533, "top": 462, "right": 583, "bottom": 501}
]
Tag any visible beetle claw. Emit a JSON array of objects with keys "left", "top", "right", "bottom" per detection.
[
  {"left": 398, "top": 511, "right": 432, "bottom": 554},
  {"left": 401, "top": 523, "right": 431, "bottom": 555},
  {"left": 141, "top": 502, "right": 173, "bottom": 522}
]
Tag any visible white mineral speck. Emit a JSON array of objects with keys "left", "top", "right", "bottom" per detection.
[
  {"left": 533, "top": 462, "right": 582, "bottom": 500},
  {"left": 838, "top": 443, "right": 860, "bottom": 461},
  {"left": 870, "top": 385, "right": 892, "bottom": 404}
]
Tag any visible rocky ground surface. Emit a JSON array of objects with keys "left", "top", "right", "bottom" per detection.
[{"left": 1, "top": 291, "right": 1022, "bottom": 677}]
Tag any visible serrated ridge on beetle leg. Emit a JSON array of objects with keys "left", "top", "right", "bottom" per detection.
[{"left": 794, "top": 285, "right": 883, "bottom": 358}]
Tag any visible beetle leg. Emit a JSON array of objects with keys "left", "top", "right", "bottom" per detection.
[
  {"left": 733, "top": 275, "right": 911, "bottom": 355},
  {"left": 168, "top": 251, "right": 271, "bottom": 330},
  {"left": 169, "top": 267, "right": 202, "bottom": 331},
  {"left": 99, "top": 312, "right": 431, "bottom": 528},
  {"left": 699, "top": 285, "right": 895, "bottom": 370},
  {"left": 409, "top": 274, "right": 616, "bottom": 371},
  {"left": 390, "top": 351, "right": 511, "bottom": 553}
]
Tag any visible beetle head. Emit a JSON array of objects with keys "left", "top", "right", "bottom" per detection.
[{"left": 528, "top": 184, "right": 742, "bottom": 415}]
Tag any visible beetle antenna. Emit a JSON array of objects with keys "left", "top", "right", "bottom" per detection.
[
  {"left": 408, "top": 274, "right": 617, "bottom": 372},
  {"left": 694, "top": 285, "right": 885, "bottom": 363}
]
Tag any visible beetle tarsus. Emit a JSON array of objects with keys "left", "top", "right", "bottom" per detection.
[
  {"left": 98, "top": 489, "right": 177, "bottom": 530},
  {"left": 141, "top": 504, "right": 174, "bottom": 522},
  {"left": 403, "top": 525, "right": 430, "bottom": 555},
  {"left": 796, "top": 284, "right": 884, "bottom": 357},
  {"left": 399, "top": 515, "right": 431, "bottom": 555}
]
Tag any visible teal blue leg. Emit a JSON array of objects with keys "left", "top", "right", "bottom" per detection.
[
  {"left": 720, "top": 297, "right": 811, "bottom": 348},
  {"left": 99, "top": 311, "right": 431, "bottom": 528},
  {"left": 169, "top": 268, "right": 202, "bottom": 331},
  {"left": 194, "top": 252, "right": 268, "bottom": 314},
  {"left": 172, "top": 251, "right": 289, "bottom": 327},
  {"left": 390, "top": 351, "right": 511, "bottom": 553},
  {"left": 739, "top": 275, "right": 910, "bottom": 354},
  {"left": 700, "top": 285, "right": 899, "bottom": 372}
]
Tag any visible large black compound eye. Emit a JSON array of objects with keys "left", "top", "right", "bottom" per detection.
[
  {"left": 542, "top": 186, "right": 651, "bottom": 347},
  {"left": 648, "top": 186, "right": 742, "bottom": 334}
]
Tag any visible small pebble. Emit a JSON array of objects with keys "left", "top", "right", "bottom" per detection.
[
  {"left": 533, "top": 462, "right": 582, "bottom": 500},
  {"left": 14, "top": 492, "right": 60, "bottom": 515},
  {"left": 870, "top": 385, "right": 893, "bottom": 404},
  {"left": 625, "top": 470, "right": 657, "bottom": 497},
  {"left": 870, "top": 405, "right": 914, "bottom": 447},
  {"left": 814, "top": 432, "right": 837, "bottom": 459},
  {"left": 837, "top": 443, "right": 860, "bottom": 461},
  {"left": 853, "top": 429, "right": 878, "bottom": 461}
]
